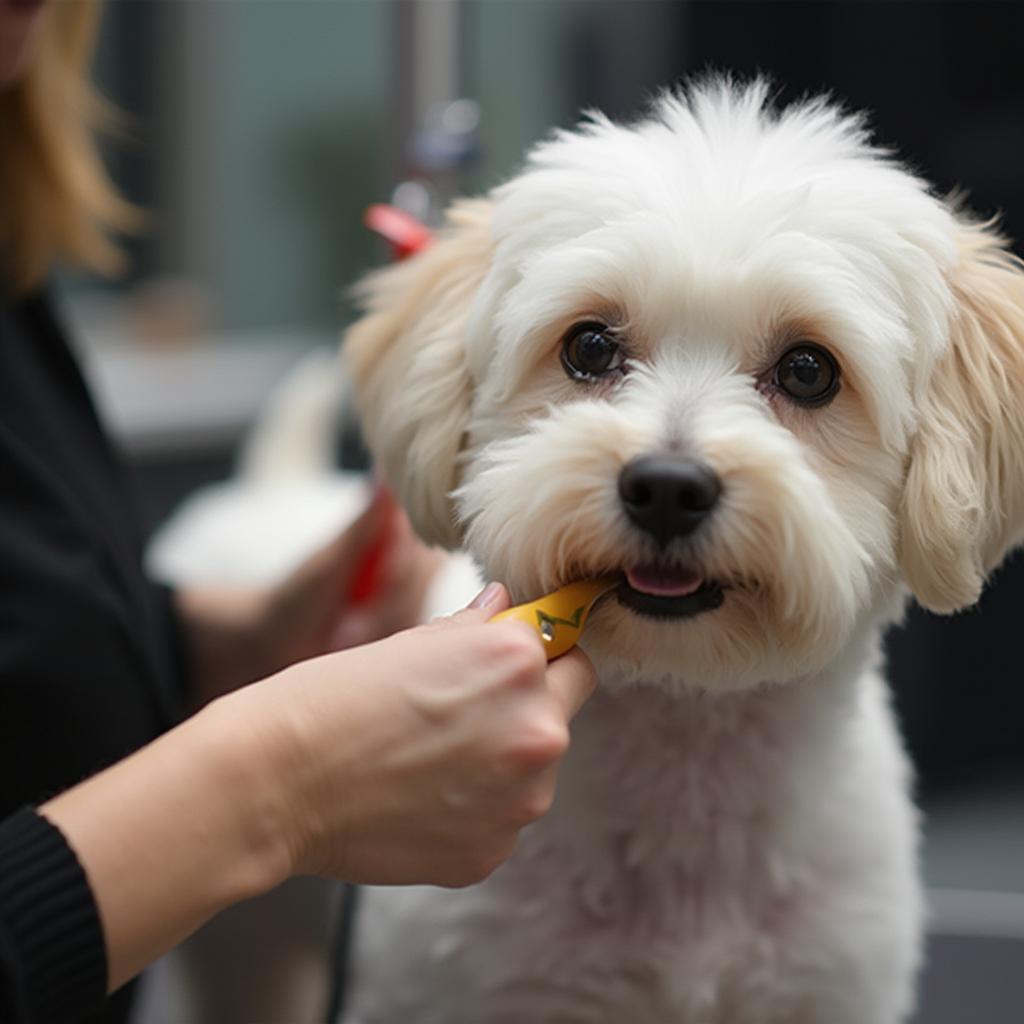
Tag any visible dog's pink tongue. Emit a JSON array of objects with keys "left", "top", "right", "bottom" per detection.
[{"left": 626, "top": 563, "right": 703, "bottom": 597}]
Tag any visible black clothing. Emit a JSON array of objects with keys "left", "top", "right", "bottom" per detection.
[
  {"left": 0, "top": 289, "right": 187, "bottom": 1023},
  {"left": 0, "top": 808, "right": 105, "bottom": 1024}
]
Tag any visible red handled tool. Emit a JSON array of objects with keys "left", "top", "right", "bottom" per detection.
[
  {"left": 347, "top": 207, "right": 433, "bottom": 603},
  {"left": 364, "top": 204, "right": 434, "bottom": 260}
]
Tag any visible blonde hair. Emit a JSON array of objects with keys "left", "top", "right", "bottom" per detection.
[{"left": 0, "top": 0, "right": 136, "bottom": 294}]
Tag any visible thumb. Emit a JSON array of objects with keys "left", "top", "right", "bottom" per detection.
[{"left": 544, "top": 647, "right": 597, "bottom": 720}]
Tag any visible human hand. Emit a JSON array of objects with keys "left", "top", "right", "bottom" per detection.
[
  {"left": 38, "top": 583, "right": 594, "bottom": 993},
  {"left": 254, "top": 483, "right": 444, "bottom": 661},
  {"left": 213, "top": 582, "right": 596, "bottom": 888},
  {"left": 178, "top": 484, "right": 443, "bottom": 706}
]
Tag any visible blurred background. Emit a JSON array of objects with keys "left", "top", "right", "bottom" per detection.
[{"left": 68, "top": 1, "right": 1022, "bottom": 1021}]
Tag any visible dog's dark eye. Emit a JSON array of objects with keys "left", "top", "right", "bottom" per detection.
[
  {"left": 774, "top": 344, "right": 840, "bottom": 405},
  {"left": 561, "top": 322, "right": 624, "bottom": 381}
]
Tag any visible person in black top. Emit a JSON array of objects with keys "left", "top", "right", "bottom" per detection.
[{"left": 0, "top": 2, "right": 596, "bottom": 1022}]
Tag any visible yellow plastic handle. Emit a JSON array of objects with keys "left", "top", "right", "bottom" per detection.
[{"left": 490, "top": 576, "right": 618, "bottom": 660}]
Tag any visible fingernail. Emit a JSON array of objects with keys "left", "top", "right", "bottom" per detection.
[{"left": 469, "top": 581, "right": 503, "bottom": 610}]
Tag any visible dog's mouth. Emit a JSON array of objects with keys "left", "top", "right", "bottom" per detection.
[{"left": 616, "top": 562, "right": 725, "bottom": 619}]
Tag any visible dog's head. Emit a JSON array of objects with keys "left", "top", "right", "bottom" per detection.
[{"left": 346, "top": 81, "right": 1024, "bottom": 689}]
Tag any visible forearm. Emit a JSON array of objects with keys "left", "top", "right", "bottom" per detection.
[{"left": 39, "top": 696, "right": 291, "bottom": 992}]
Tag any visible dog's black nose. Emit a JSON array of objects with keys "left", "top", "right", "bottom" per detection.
[{"left": 618, "top": 456, "right": 721, "bottom": 546}]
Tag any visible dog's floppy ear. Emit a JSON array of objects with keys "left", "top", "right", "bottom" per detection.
[
  {"left": 344, "top": 199, "right": 492, "bottom": 548},
  {"left": 898, "top": 222, "right": 1024, "bottom": 613}
]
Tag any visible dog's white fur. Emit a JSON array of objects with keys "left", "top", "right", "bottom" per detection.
[{"left": 340, "top": 81, "right": 1024, "bottom": 1023}]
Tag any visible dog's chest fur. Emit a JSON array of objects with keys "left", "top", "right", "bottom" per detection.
[{"left": 346, "top": 644, "right": 919, "bottom": 1024}]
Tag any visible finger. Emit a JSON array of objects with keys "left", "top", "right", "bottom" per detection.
[
  {"left": 329, "top": 610, "right": 375, "bottom": 650},
  {"left": 335, "top": 571, "right": 428, "bottom": 645},
  {"left": 544, "top": 647, "right": 597, "bottom": 720},
  {"left": 430, "top": 581, "right": 510, "bottom": 628}
]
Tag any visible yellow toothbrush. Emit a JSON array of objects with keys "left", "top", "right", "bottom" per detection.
[{"left": 491, "top": 575, "right": 619, "bottom": 660}]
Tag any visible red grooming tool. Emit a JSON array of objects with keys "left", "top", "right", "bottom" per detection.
[
  {"left": 348, "top": 207, "right": 433, "bottom": 602},
  {"left": 364, "top": 204, "right": 434, "bottom": 260},
  {"left": 348, "top": 523, "right": 390, "bottom": 604}
]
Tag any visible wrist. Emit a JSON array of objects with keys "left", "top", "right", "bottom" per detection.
[
  {"left": 191, "top": 690, "right": 297, "bottom": 896},
  {"left": 38, "top": 696, "right": 294, "bottom": 991},
  {"left": 209, "top": 650, "right": 371, "bottom": 882}
]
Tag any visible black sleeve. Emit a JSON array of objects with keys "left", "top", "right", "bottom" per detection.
[{"left": 0, "top": 807, "right": 106, "bottom": 1024}]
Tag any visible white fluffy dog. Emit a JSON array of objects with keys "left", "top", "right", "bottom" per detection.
[{"left": 339, "top": 80, "right": 1024, "bottom": 1023}]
